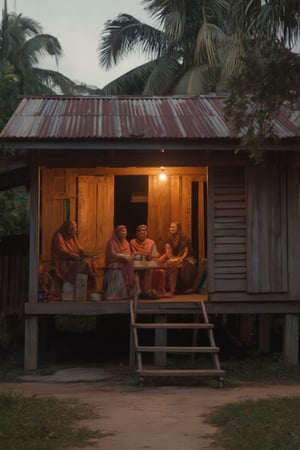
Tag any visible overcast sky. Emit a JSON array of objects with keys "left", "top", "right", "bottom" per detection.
[{"left": 6, "top": 0, "right": 155, "bottom": 89}]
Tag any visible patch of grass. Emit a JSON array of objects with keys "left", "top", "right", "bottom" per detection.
[
  {"left": 223, "top": 356, "right": 300, "bottom": 386},
  {"left": 0, "top": 365, "right": 23, "bottom": 382},
  {"left": 208, "top": 396, "right": 300, "bottom": 450},
  {"left": 0, "top": 393, "right": 102, "bottom": 450}
]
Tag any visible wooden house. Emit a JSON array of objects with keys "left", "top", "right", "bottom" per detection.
[{"left": 0, "top": 94, "right": 299, "bottom": 371}]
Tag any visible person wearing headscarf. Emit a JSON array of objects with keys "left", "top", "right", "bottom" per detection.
[
  {"left": 104, "top": 225, "right": 135, "bottom": 299},
  {"left": 51, "top": 220, "right": 96, "bottom": 285},
  {"left": 130, "top": 224, "right": 172, "bottom": 299},
  {"left": 160, "top": 222, "right": 197, "bottom": 294}
]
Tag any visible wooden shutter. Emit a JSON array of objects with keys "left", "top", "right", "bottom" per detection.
[
  {"left": 77, "top": 176, "right": 114, "bottom": 256},
  {"left": 247, "top": 164, "right": 287, "bottom": 293},
  {"left": 208, "top": 166, "right": 247, "bottom": 292},
  {"left": 40, "top": 168, "right": 70, "bottom": 265}
]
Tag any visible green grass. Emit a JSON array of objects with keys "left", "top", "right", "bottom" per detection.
[
  {"left": 0, "top": 393, "right": 102, "bottom": 450},
  {"left": 222, "top": 355, "right": 300, "bottom": 386},
  {"left": 208, "top": 396, "right": 300, "bottom": 450}
]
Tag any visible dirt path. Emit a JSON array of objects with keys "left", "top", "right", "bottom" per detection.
[{"left": 1, "top": 380, "right": 300, "bottom": 450}]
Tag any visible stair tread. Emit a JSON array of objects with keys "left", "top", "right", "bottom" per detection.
[
  {"left": 136, "top": 345, "right": 219, "bottom": 353},
  {"left": 132, "top": 322, "right": 213, "bottom": 329},
  {"left": 131, "top": 300, "right": 225, "bottom": 380},
  {"left": 137, "top": 368, "right": 225, "bottom": 376}
]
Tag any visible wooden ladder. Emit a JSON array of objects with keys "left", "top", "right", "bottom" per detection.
[{"left": 130, "top": 299, "right": 225, "bottom": 387}]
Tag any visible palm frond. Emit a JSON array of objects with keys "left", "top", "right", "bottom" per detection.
[
  {"left": 98, "top": 14, "right": 168, "bottom": 69},
  {"left": 143, "top": 54, "right": 182, "bottom": 94},
  {"left": 101, "top": 60, "right": 157, "bottom": 95},
  {"left": 21, "top": 34, "right": 62, "bottom": 66},
  {"left": 257, "top": 1, "right": 300, "bottom": 47},
  {"left": 194, "top": 22, "right": 225, "bottom": 67},
  {"left": 219, "top": 32, "right": 246, "bottom": 84},
  {"left": 30, "top": 68, "right": 80, "bottom": 94},
  {"left": 173, "top": 65, "right": 217, "bottom": 94}
]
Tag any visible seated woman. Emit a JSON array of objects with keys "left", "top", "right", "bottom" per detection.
[
  {"left": 160, "top": 222, "right": 197, "bottom": 294},
  {"left": 104, "top": 225, "right": 135, "bottom": 300},
  {"left": 51, "top": 220, "right": 97, "bottom": 297},
  {"left": 130, "top": 224, "right": 172, "bottom": 299}
]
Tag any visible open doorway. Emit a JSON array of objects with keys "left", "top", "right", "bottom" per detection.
[
  {"left": 113, "top": 173, "right": 207, "bottom": 261},
  {"left": 114, "top": 175, "right": 148, "bottom": 241}
]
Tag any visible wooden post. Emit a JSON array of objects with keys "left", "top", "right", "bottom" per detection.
[
  {"left": 24, "top": 317, "right": 39, "bottom": 371},
  {"left": 283, "top": 314, "right": 299, "bottom": 364},
  {"left": 154, "top": 314, "right": 167, "bottom": 366},
  {"left": 240, "top": 314, "right": 253, "bottom": 345},
  {"left": 258, "top": 314, "right": 271, "bottom": 354},
  {"left": 24, "top": 156, "right": 40, "bottom": 371}
]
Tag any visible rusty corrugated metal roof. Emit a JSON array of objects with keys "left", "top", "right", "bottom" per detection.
[{"left": 0, "top": 95, "right": 298, "bottom": 142}]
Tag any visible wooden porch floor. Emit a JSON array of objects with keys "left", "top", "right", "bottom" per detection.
[{"left": 25, "top": 293, "right": 208, "bottom": 315}]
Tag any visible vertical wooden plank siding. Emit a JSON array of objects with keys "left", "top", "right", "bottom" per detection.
[
  {"left": 208, "top": 166, "right": 247, "bottom": 292},
  {"left": 148, "top": 175, "right": 193, "bottom": 253},
  {"left": 0, "top": 237, "right": 29, "bottom": 317},
  {"left": 78, "top": 175, "right": 114, "bottom": 255},
  {"left": 287, "top": 167, "right": 300, "bottom": 299},
  {"left": 182, "top": 176, "right": 192, "bottom": 239},
  {"left": 148, "top": 175, "right": 172, "bottom": 252},
  {"left": 41, "top": 168, "right": 68, "bottom": 265},
  {"left": 78, "top": 176, "right": 98, "bottom": 250},
  {"left": 247, "top": 163, "right": 287, "bottom": 293}
]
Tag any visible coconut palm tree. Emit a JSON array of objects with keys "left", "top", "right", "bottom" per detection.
[
  {"left": 99, "top": 0, "right": 300, "bottom": 96},
  {"left": 0, "top": 0, "right": 85, "bottom": 95},
  {"left": 98, "top": 0, "right": 230, "bottom": 95}
]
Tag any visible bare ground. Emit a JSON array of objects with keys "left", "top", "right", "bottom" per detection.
[{"left": 1, "top": 378, "right": 300, "bottom": 450}]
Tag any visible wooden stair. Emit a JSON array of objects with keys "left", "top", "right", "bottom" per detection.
[{"left": 130, "top": 299, "right": 225, "bottom": 387}]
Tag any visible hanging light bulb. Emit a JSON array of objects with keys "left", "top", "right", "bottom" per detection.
[{"left": 159, "top": 166, "right": 167, "bottom": 181}]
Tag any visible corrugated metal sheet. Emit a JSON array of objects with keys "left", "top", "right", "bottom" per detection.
[{"left": 0, "top": 95, "right": 299, "bottom": 141}]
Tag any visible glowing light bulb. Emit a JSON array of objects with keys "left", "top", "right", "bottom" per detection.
[{"left": 159, "top": 166, "right": 167, "bottom": 181}]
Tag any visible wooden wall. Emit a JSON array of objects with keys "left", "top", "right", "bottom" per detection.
[
  {"left": 0, "top": 235, "right": 28, "bottom": 317},
  {"left": 207, "top": 157, "right": 292, "bottom": 298},
  {"left": 208, "top": 166, "right": 247, "bottom": 292}
]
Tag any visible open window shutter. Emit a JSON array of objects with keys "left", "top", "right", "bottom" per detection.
[
  {"left": 41, "top": 168, "right": 69, "bottom": 264},
  {"left": 247, "top": 164, "right": 287, "bottom": 293},
  {"left": 77, "top": 176, "right": 114, "bottom": 256}
]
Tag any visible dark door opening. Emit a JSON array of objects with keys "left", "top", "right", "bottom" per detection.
[{"left": 114, "top": 175, "right": 148, "bottom": 240}]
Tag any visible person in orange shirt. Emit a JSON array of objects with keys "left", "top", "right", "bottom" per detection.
[{"left": 130, "top": 224, "right": 172, "bottom": 299}]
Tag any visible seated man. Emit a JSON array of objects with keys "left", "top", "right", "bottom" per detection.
[
  {"left": 130, "top": 224, "right": 172, "bottom": 299},
  {"left": 51, "top": 220, "right": 96, "bottom": 293}
]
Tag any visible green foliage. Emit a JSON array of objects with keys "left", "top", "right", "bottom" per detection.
[
  {"left": 98, "top": 0, "right": 231, "bottom": 94},
  {"left": 0, "top": 61, "right": 19, "bottom": 130},
  {"left": 208, "top": 397, "right": 300, "bottom": 450},
  {"left": 223, "top": 356, "right": 300, "bottom": 386},
  {"left": 0, "top": 393, "right": 101, "bottom": 450},
  {"left": 224, "top": 42, "right": 300, "bottom": 163},
  {"left": 0, "top": 2, "right": 101, "bottom": 116},
  {"left": 0, "top": 186, "right": 29, "bottom": 236}
]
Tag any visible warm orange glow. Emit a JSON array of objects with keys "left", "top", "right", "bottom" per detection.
[{"left": 159, "top": 166, "right": 167, "bottom": 181}]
